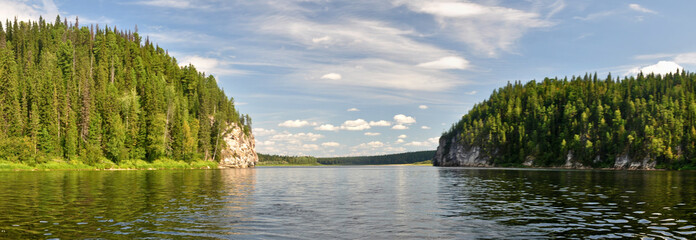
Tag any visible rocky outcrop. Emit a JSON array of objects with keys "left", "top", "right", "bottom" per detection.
[
  {"left": 434, "top": 134, "right": 656, "bottom": 170},
  {"left": 433, "top": 135, "right": 490, "bottom": 167},
  {"left": 613, "top": 154, "right": 655, "bottom": 170},
  {"left": 219, "top": 123, "right": 258, "bottom": 168}
]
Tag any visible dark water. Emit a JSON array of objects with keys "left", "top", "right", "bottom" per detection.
[{"left": 0, "top": 167, "right": 695, "bottom": 239}]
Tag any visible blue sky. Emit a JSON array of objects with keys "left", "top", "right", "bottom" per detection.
[{"left": 2, "top": 0, "right": 696, "bottom": 157}]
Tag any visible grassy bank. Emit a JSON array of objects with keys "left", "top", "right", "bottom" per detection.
[
  {"left": 256, "top": 160, "right": 434, "bottom": 167},
  {"left": 0, "top": 158, "right": 219, "bottom": 171},
  {"left": 255, "top": 160, "right": 322, "bottom": 166},
  {"left": 405, "top": 160, "right": 433, "bottom": 165}
]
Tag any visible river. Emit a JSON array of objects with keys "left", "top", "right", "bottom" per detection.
[{"left": 0, "top": 166, "right": 695, "bottom": 239}]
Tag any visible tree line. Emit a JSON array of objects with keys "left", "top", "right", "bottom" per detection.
[
  {"left": 443, "top": 71, "right": 696, "bottom": 169},
  {"left": 258, "top": 151, "right": 436, "bottom": 165},
  {"left": 0, "top": 16, "right": 251, "bottom": 165}
]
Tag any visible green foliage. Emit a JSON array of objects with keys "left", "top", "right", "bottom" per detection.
[
  {"left": 443, "top": 72, "right": 696, "bottom": 169},
  {"left": 257, "top": 154, "right": 319, "bottom": 165},
  {"left": 317, "top": 151, "right": 436, "bottom": 165},
  {"left": 258, "top": 151, "right": 436, "bottom": 166},
  {"left": 0, "top": 17, "right": 251, "bottom": 166}
]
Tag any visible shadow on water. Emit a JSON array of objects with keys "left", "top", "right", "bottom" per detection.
[
  {"left": 0, "top": 169, "right": 256, "bottom": 239},
  {"left": 437, "top": 168, "right": 696, "bottom": 239}
]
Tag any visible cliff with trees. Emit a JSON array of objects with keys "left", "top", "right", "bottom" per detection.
[
  {"left": 436, "top": 71, "right": 696, "bottom": 170},
  {"left": 0, "top": 16, "right": 256, "bottom": 168}
]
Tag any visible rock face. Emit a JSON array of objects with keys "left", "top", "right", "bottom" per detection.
[
  {"left": 434, "top": 134, "right": 656, "bottom": 170},
  {"left": 433, "top": 135, "right": 490, "bottom": 167},
  {"left": 219, "top": 123, "right": 258, "bottom": 168},
  {"left": 613, "top": 154, "right": 655, "bottom": 170}
]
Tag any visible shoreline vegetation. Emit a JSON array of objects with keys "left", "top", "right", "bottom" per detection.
[
  {"left": 438, "top": 71, "right": 696, "bottom": 170},
  {"left": 0, "top": 17, "right": 252, "bottom": 171},
  {"left": 0, "top": 158, "right": 218, "bottom": 171},
  {"left": 257, "top": 151, "right": 436, "bottom": 166}
]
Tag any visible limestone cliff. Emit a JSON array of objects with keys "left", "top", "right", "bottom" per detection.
[
  {"left": 219, "top": 123, "right": 258, "bottom": 168},
  {"left": 433, "top": 134, "right": 655, "bottom": 170},
  {"left": 433, "top": 135, "right": 490, "bottom": 167}
]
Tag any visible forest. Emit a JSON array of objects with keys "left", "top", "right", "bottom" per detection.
[
  {"left": 443, "top": 71, "right": 696, "bottom": 169},
  {"left": 258, "top": 151, "right": 435, "bottom": 165},
  {"left": 0, "top": 16, "right": 251, "bottom": 167}
]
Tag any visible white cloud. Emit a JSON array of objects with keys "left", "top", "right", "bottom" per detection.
[
  {"left": 675, "top": 53, "right": 696, "bottom": 65},
  {"left": 364, "top": 132, "right": 381, "bottom": 136},
  {"left": 393, "top": 114, "right": 416, "bottom": 125},
  {"left": 178, "top": 55, "right": 246, "bottom": 76},
  {"left": 256, "top": 131, "right": 326, "bottom": 155},
  {"left": 0, "top": 0, "right": 59, "bottom": 22},
  {"left": 417, "top": 56, "right": 469, "bottom": 70},
  {"left": 312, "top": 36, "right": 331, "bottom": 44},
  {"left": 347, "top": 108, "right": 360, "bottom": 112},
  {"left": 315, "top": 124, "right": 340, "bottom": 131},
  {"left": 270, "top": 132, "right": 324, "bottom": 142},
  {"left": 396, "top": 1, "right": 555, "bottom": 56},
  {"left": 392, "top": 124, "right": 408, "bottom": 130},
  {"left": 405, "top": 137, "right": 440, "bottom": 147},
  {"left": 253, "top": 128, "right": 277, "bottom": 137},
  {"left": 369, "top": 120, "right": 391, "bottom": 127},
  {"left": 354, "top": 141, "right": 385, "bottom": 149},
  {"left": 321, "top": 73, "right": 342, "bottom": 80},
  {"left": 306, "top": 58, "right": 461, "bottom": 91},
  {"left": 278, "top": 120, "right": 312, "bottom": 128},
  {"left": 629, "top": 61, "right": 683, "bottom": 76},
  {"left": 396, "top": 139, "right": 405, "bottom": 143},
  {"left": 341, "top": 119, "right": 371, "bottom": 131},
  {"left": 258, "top": 14, "right": 465, "bottom": 92},
  {"left": 138, "top": 0, "right": 191, "bottom": 8},
  {"left": 628, "top": 4, "right": 656, "bottom": 14},
  {"left": 418, "top": 105, "right": 428, "bottom": 109},
  {"left": 465, "top": 90, "right": 478, "bottom": 95},
  {"left": 421, "top": 126, "right": 431, "bottom": 130},
  {"left": 136, "top": 0, "right": 216, "bottom": 10},
  {"left": 302, "top": 144, "right": 320, "bottom": 151},
  {"left": 256, "top": 140, "right": 275, "bottom": 146},
  {"left": 322, "top": 142, "right": 340, "bottom": 147},
  {"left": 634, "top": 52, "right": 696, "bottom": 66},
  {"left": 398, "top": 135, "right": 407, "bottom": 139}
]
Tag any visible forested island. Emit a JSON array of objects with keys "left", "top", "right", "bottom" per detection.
[
  {"left": 0, "top": 16, "right": 256, "bottom": 170},
  {"left": 435, "top": 71, "right": 696, "bottom": 170},
  {"left": 258, "top": 151, "right": 435, "bottom": 166}
]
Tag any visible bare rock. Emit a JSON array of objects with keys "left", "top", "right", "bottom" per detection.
[{"left": 219, "top": 123, "right": 258, "bottom": 168}]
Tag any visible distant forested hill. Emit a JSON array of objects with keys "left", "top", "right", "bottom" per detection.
[
  {"left": 438, "top": 72, "right": 696, "bottom": 169},
  {"left": 317, "top": 151, "right": 435, "bottom": 165},
  {"left": 0, "top": 16, "right": 251, "bottom": 165},
  {"left": 258, "top": 151, "right": 435, "bottom": 165}
]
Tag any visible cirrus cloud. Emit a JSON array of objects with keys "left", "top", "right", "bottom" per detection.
[
  {"left": 321, "top": 73, "right": 342, "bottom": 80},
  {"left": 417, "top": 56, "right": 469, "bottom": 70}
]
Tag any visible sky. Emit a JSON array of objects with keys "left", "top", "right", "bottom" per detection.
[{"left": 2, "top": 0, "right": 696, "bottom": 157}]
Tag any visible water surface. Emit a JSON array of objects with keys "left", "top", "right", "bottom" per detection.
[{"left": 0, "top": 167, "right": 695, "bottom": 239}]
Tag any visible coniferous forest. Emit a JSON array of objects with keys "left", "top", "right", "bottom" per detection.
[
  {"left": 258, "top": 151, "right": 435, "bottom": 165},
  {"left": 443, "top": 71, "right": 696, "bottom": 169},
  {"left": 0, "top": 16, "right": 251, "bottom": 166}
]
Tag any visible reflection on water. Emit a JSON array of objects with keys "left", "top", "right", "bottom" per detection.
[
  {"left": 0, "top": 167, "right": 694, "bottom": 239},
  {"left": 438, "top": 168, "right": 696, "bottom": 239},
  {"left": 0, "top": 169, "right": 256, "bottom": 239}
]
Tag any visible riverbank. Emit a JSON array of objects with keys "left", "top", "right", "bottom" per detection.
[
  {"left": 0, "top": 159, "right": 219, "bottom": 171},
  {"left": 256, "top": 160, "right": 434, "bottom": 167}
]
